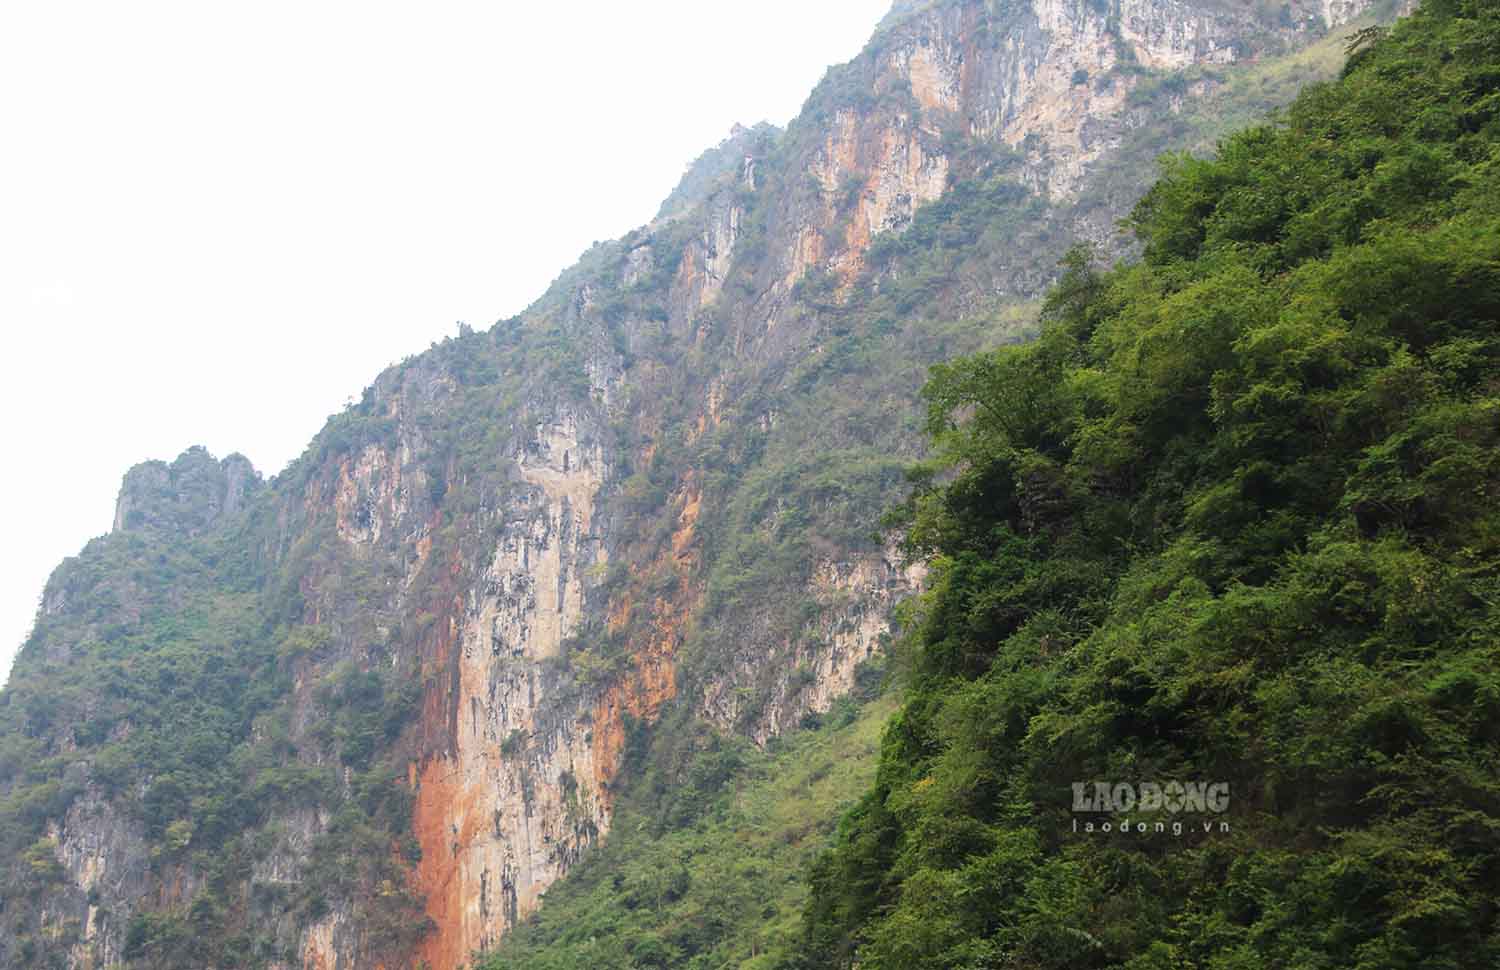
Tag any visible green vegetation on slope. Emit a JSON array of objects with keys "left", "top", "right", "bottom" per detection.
[
  {"left": 0, "top": 2, "right": 1443, "bottom": 967},
  {"left": 478, "top": 692, "right": 897, "bottom": 970},
  {"left": 0, "top": 451, "right": 437, "bottom": 967},
  {"left": 790, "top": 2, "right": 1500, "bottom": 967}
]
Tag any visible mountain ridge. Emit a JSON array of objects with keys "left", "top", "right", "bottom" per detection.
[{"left": 0, "top": 3, "right": 1410, "bottom": 969}]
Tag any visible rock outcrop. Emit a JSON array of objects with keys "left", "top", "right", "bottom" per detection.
[{"left": 112, "top": 447, "right": 261, "bottom": 536}]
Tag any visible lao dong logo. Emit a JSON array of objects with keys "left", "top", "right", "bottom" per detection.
[{"left": 1069, "top": 781, "right": 1231, "bottom": 837}]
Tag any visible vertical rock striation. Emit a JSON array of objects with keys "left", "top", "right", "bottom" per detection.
[{"left": 412, "top": 412, "right": 616, "bottom": 968}]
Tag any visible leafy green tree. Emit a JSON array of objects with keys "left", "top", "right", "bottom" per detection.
[{"left": 791, "top": 3, "right": 1500, "bottom": 967}]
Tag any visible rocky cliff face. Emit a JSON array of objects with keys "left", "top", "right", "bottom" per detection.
[
  {"left": 112, "top": 448, "right": 261, "bottom": 537},
  {"left": 408, "top": 411, "right": 616, "bottom": 970},
  {"left": 0, "top": 2, "right": 1398, "bottom": 969}
]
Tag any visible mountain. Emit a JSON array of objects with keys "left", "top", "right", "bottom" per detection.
[
  {"left": 0, "top": 2, "right": 1415, "bottom": 969},
  {"left": 791, "top": 3, "right": 1500, "bottom": 966}
]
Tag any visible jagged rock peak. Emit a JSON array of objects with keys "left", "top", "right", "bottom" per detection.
[
  {"left": 655, "top": 122, "right": 780, "bottom": 222},
  {"left": 111, "top": 446, "right": 261, "bottom": 536}
]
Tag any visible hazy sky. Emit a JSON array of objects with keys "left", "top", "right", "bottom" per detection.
[{"left": 0, "top": 0, "right": 893, "bottom": 685}]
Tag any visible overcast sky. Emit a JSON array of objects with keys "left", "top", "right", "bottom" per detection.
[{"left": 0, "top": 0, "right": 893, "bottom": 685}]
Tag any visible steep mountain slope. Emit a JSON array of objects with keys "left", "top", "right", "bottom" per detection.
[
  {"left": 794, "top": 2, "right": 1500, "bottom": 967},
  {"left": 0, "top": 2, "right": 1407, "bottom": 969}
]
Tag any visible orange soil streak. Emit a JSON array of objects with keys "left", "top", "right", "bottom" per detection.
[
  {"left": 590, "top": 601, "right": 681, "bottom": 795},
  {"left": 410, "top": 537, "right": 471, "bottom": 970},
  {"left": 412, "top": 757, "right": 473, "bottom": 970},
  {"left": 672, "top": 490, "right": 702, "bottom": 563},
  {"left": 593, "top": 485, "right": 696, "bottom": 794},
  {"left": 408, "top": 476, "right": 699, "bottom": 969}
]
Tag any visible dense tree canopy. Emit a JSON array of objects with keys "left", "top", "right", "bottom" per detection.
[{"left": 791, "top": 2, "right": 1500, "bottom": 967}]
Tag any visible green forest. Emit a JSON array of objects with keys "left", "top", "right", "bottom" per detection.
[{"left": 792, "top": 2, "right": 1500, "bottom": 967}]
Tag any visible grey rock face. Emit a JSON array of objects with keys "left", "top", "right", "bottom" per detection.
[{"left": 112, "top": 446, "right": 263, "bottom": 536}]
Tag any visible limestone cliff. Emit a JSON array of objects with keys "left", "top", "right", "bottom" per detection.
[
  {"left": 0, "top": 2, "right": 1404, "bottom": 969},
  {"left": 112, "top": 448, "right": 261, "bottom": 538}
]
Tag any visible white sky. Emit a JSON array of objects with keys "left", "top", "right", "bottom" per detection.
[{"left": 0, "top": 0, "right": 893, "bottom": 685}]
